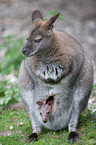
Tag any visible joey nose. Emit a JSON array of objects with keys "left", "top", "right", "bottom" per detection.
[
  {"left": 43, "top": 120, "right": 47, "bottom": 123},
  {"left": 22, "top": 47, "right": 27, "bottom": 54}
]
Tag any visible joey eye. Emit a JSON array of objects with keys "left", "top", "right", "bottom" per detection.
[
  {"left": 35, "top": 39, "right": 42, "bottom": 43},
  {"left": 47, "top": 112, "right": 49, "bottom": 114},
  {"left": 40, "top": 112, "right": 42, "bottom": 115}
]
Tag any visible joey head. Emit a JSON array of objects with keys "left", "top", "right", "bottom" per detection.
[
  {"left": 19, "top": 10, "right": 93, "bottom": 144},
  {"left": 36, "top": 96, "right": 54, "bottom": 123}
]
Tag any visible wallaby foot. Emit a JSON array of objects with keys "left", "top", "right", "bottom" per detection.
[
  {"left": 68, "top": 132, "right": 79, "bottom": 144},
  {"left": 29, "top": 133, "right": 38, "bottom": 142}
]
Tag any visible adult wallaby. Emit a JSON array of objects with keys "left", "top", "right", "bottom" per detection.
[{"left": 19, "top": 10, "right": 93, "bottom": 143}]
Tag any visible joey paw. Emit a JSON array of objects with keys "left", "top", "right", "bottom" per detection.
[
  {"left": 29, "top": 133, "right": 38, "bottom": 142},
  {"left": 68, "top": 132, "right": 79, "bottom": 144}
]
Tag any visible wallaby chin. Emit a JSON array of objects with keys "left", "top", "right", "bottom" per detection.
[
  {"left": 19, "top": 10, "right": 93, "bottom": 143},
  {"left": 23, "top": 51, "right": 37, "bottom": 57}
]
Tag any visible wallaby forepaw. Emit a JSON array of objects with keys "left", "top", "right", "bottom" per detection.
[
  {"left": 43, "top": 65, "right": 63, "bottom": 83},
  {"left": 29, "top": 133, "right": 38, "bottom": 142},
  {"left": 68, "top": 132, "right": 79, "bottom": 144}
]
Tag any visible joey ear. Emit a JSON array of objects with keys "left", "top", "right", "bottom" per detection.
[
  {"left": 44, "top": 12, "right": 60, "bottom": 30},
  {"left": 32, "top": 10, "right": 43, "bottom": 22},
  {"left": 47, "top": 100, "right": 54, "bottom": 105},
  {"left": 46, "top": 96, "right": 54, "bottom": 105},
  {"left": 36, "top": 101, "right": 43, "bottom": 107}
]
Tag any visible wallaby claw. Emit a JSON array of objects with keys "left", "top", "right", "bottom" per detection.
[
  {"left": 68, "top": 132, "right": 79, "bottom": 144},
  {"left": 29, "top": 133, "right": 38, "bottom": 142}
]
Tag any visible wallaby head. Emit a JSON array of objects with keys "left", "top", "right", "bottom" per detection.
[
  {"left": 36, "top": 96, "right": 54, "bottom": 123},
  {"left": 22, "top": 10, "right": 60, "bottom": 57}
]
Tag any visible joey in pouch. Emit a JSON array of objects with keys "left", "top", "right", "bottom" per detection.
[{"left": 19, "top": 10, "right": 93, "bottom": 143}]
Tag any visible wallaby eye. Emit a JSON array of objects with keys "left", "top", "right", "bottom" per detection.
[
  {"left": 35, "top": 39, "right": 42, "bottom": 43},
  {"left": 40, "top": 112, "right": 42, "bottom": 115},
  {"left": 47, "top": 112, "right": 49, "bottom": 114}
]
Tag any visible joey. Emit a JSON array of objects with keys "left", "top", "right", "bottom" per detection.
[
  {"left": 36, "top": 96, "right": 54, "bottom": 123},
  {"left": 19, "top": 10, "right": 93, "bottom": 144}
]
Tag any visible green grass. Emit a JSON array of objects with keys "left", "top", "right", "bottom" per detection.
[
  {"left": 0, "top": 109, "right": 96, "bottom": 145},
  {"left": 0, "top": 36, "right": 24, "bottom": 75},
  {"left": 0, "top": 36, "right": 24, "bottom": 105}
]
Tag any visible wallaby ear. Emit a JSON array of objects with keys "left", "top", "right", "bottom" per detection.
[
  {"left": 36, "top": 101, "right": 43, "bottom": 107},
  {"left": 44, "top": 12, "right": 60, "bottom": 30},
  {"left": 32, "top": 10, "right": 43, "bottom": 23},
  {"left": 46, "top": 96, "right": 54, "bottom": 105}
]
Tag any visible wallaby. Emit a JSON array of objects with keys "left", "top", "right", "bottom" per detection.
[
  {"left": 18, "top": 10, "right": 93, "bottom": 143},
  {"left": 36, "top": 96, "right": 54, "bottom": 123}
]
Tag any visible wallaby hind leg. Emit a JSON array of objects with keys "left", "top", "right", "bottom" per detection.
[
  {"left": 68, "top": 58, "right": 93, "bottom": 144},
  {"left": 28, "top": 112, "right": 41, "bottom": 142},
  {"left": 19, "top": 62, "right": 41, "bottom": 141},
  {"left": 21, "top": 91, "right": 41, "bottom": 142},
  {"left": 68, "top": 87, "right": 92, "bottom": 144}
]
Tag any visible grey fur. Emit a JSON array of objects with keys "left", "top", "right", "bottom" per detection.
[{"left": 18, "top": 10, "right": 93, "bottom": 142}]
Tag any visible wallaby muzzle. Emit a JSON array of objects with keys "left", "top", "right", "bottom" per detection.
[{"left": 22, "top": 47, "right": 27, "bottom": 54}]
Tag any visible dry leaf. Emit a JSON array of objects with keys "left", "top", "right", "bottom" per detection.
[{"left": 10, "top": 126, "right": 14, "bottom": 130}]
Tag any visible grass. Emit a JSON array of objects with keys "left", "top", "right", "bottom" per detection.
[
  {"left": 0, "top": 35, "right": 24, "bottom": 75},
  {"left": 0, "top": 109, "right": 96, "bottom": 145},
  {"left": 0, "top": 80, "right": 21, "bottom": 106},
  {"left": 0, "top": 36, "right": 24, "bottom": 106}
]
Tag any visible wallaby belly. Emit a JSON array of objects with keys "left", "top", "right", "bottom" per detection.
[{"left": 31, "top": 73, "right": 74, "bottom": 130}]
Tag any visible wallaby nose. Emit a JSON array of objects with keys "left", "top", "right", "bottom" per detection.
[{"left": 22, "top": 47, "right": 27, "bottom": 54}]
